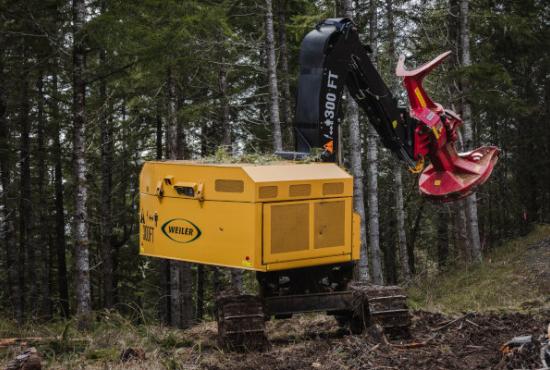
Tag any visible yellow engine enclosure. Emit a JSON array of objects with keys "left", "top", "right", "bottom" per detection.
[{"left": 139, "top": 161, "right": 360, "bottom": 272}]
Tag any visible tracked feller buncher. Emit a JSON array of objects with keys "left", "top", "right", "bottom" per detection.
[{"left": 139, "top": 19, "right": 499, "bottom": 350}]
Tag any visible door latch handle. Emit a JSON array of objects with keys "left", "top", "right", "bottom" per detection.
[{"left": 173, "top": 182, "right": 204, "bottom": 201}]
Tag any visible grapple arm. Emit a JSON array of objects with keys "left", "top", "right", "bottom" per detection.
[{"left": 290, "top": 18, "right": 499, "bottom": 202}]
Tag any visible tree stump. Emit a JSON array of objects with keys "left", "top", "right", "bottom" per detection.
[{"left": 6, "top": 347, "right": 42, "bottom": 370}]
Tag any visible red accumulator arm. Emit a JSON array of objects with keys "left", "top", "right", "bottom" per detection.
[{"left": 396, "top": 52, "right": 500, "bottom": 202}]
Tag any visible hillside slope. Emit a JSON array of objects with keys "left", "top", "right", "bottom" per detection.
[{"left": 408, "top": 224, "right": 550, "bottom": 313}]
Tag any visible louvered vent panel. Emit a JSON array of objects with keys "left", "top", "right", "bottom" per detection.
[
  {"left": 323, "top": 182, "right": 344, "bottom": 195},
  {"left": 259, "top": 186, "right": 278, "bottom": 198},
  {"left": 270, "top": 203, "right": 309, "bottom": 253},
  {"left": 289, "top": 184, "right": 311, "bottom": 197},
  {"left": 215, "top": 179, "right": 244, "bottom": 193}
]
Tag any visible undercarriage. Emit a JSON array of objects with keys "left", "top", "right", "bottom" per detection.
[{"left": 216, "top": 263, "right": 411, "bottom": 350}]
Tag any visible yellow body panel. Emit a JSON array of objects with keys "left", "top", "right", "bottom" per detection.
[{"left": 139, "top": 160, "right": 359, "bottom": 271}]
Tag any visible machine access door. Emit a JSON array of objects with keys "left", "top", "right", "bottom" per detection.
[{"left": 262, "top": 198, "right": 352, "bottom": 265}]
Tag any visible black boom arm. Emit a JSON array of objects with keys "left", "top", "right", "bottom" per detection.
[{"left": 288, "top": 18, "right": 416, "bottom": 166}]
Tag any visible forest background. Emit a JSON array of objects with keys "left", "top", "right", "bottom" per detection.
[{"left": 0, "top": 0, "right": 548, "bottom": 328}]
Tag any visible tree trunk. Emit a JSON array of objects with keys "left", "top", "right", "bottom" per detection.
[
  {"left": 166, "top": 67, "right": 194, "bottom": 329},
  {"left": 342, "top": 0, "right": 369, "bottom": 282},
  {"left": 51, "top": 72, "right": 70, "bottom": 317},
  {"left": 366, "top": 125, "right": 383, "bottom": 284},
  {"left": 156, "top": 100, "right": 163, "bottom": 159},
  {"left": 49, "top": 9, "right": 70, "bottom": 317},
  {"left": 212, "top": 266, "right": 222, "bottom": 295},
  {"left": 277, "top": 0, "right": 293, "bottom": 145},
  {"left": 459, "top": 0, "right": 482, "bottom": 263},
  {"left": 72, "top": 0, "right": 92, "bottom": 326},
  {"left": 167, "top": 68, "right": 178, "bottom": 161},
  {"left": 394, "top": 167, "right": 410, "bottom": 281},
  {"left": 168, "top": 261, "right": 182, "bottom": 328},
  {"left": 219, "top": 59, "right": 231, "bottom": 149},
  {"left": 366, "top": 0, "right": 384, "bottom": 284},
  {"left": 0, "top": 57, "right": 23, "bottom": 322},
  {"left": 36, "top": 73, "right": 51, "bottom": 318},
  {"left": 342, "top": 0, "right": 353, "bottom": 23},
  {"left": 448, "top": 0, "right": 461, "bottom": 68},
  {"left": 466, "top": 195, "right": 482, "bottom": 260},
  {"left": 99, "top": 18, "right": 115, "bottom": 308},
  {"left": 407, "top": 199, "right": 424, "bottom": 275},
  {"left": 175, "top": 84, "right": 189, "bottom": 160},
  {"left": 196, "top": 265, "right": 204, "bottom": 321},
  {"left": 230, "top": 269, "right": 243, "bottom": 293},
  {"left": 385, "top": 0, "right": 410, "bottom": 282},
  {"left": 454, "top": 199, "right": 471, "bottom": 262},
  {"left": 265, "top": 0, "right": 283, "bottom": 152},
  {"left": 368, "top": 0, "right": 379, "bottom": 64},
  {"left": 111, "top": 104, "right": 130, "bottom": 306},
  {"left": 437, "top": 205, "right": 449, "bottom": 269},
  {"left": 349, "top": 100, "right": 370, "bottom": 282},
  {"left": 383, "top": 216, "right": 398, "bottom": 284},
  {"left": 19, "top": 72, "right": 32, "bottom": 315}
]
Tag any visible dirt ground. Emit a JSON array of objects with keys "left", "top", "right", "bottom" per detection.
[{"left": 191, "top": 309, "right": 549, "bottom": 370}]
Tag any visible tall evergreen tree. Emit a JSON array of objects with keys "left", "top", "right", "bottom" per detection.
[
  {"left": 459, "top": 0, "right": 482, "bottom": 263},
  {"left": 72, "top": 0, "right": 92, "bottom": 326},
  {"left": 366, "top": 0, "right": 384, "bottom": 285},
  {"left": 277, "top": 0, "right": 293, "bottom": 145},
  {"left": 265, "top": 0, "right": 283, "bottom": 152},
  {"left": 18, "top": 67, "right": 32, "bottom": 314},
  {"left": 0, "top": 49, "right": 22, "bottom": 322},
  {"left": 35, "top": 72, "right": 51, "bottom": 318},
  {"left": 98, "top": 0, "right": 116, "bottom": 309},
  {"left": 51, "top": 71, "right": 70, "bottom": 317},
  {"left": 385, "top": 0, "right": 410, "bottom": 282},
  {"left": 342, "top": 0, "right": 370, "bottom": 282}
]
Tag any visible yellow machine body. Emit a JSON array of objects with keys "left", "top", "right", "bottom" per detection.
[{"left": 139, "top": 161, "right": 360, "bottom": 272}]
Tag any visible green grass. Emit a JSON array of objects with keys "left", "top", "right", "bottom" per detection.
[
  {"left": 408, "top": 224, "right": 550, "bottom": 313},
  {"left": 0, "top": 310, "right": 205, "bottom": 369}
]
